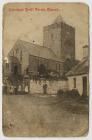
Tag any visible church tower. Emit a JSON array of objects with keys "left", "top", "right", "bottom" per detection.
[{"left": 43, "top": 15, "right": 75, "bottom": 61}]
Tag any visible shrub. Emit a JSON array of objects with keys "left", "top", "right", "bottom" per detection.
[
  {"left": 57, "top": 89, "right": 80, "bottom": 98},
  {"left": 69, "top": 89, "right": 80, "bottom": 98},
  {"left": 64, "top": 90, "right": 71, "bottom": 97},
  {"left": 57, "top": 89, "right": 64, "bottom": 97}
]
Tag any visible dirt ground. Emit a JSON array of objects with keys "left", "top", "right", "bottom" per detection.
[{"left": 2, "top": 93, "right": 89, "bottom": 137}]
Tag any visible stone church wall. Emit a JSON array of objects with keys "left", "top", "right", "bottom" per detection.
[
  {"left": 43, "top": 24, "right": 62, "bottom": 58},
  {"left": 29, "top": 55, "right": 64, "bottom": 75}
]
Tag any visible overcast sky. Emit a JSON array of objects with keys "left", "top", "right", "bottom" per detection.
[{"left": 3, "top": 3, "right": 89, "bottom": 60}]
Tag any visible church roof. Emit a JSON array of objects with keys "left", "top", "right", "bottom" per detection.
[
  {"left": 10, "top": 39, "right": 63, "bottom": 62},
  {"left": 66, "top": 57, "right": 89, "bottom": 76}
]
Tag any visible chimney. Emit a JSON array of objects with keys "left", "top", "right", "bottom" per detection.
[{"left": 83, "top": 45, "right": 88, "bottom": 58}]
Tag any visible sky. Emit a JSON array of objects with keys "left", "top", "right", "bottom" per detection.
[{"left": 3, "top": 3, "right": 89, "bottom": 60}]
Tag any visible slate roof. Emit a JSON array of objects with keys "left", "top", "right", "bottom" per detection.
[
  {"left": 66, "top": 57, "right": 89, "bottom": 76},
  {"left": 9, "top": 39, "right": 63, "bottom": 62}
]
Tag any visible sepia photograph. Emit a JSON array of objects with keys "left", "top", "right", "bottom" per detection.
[{"left": 2, "top": 3, "right": 89, "bottom": 137}]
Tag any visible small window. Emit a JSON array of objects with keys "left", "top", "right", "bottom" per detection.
[
  {"left": 73, "top": 78, "right": 76, "bottom": 88},
  {"left": 59, "top": 64, "right": 60, "bottom": 71},
  {"left": 56, "top": 63, "right": 57, "bottom": 71}
]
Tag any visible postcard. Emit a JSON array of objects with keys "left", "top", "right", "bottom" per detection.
[{"left": 2, "top": 3, "right": 89, "bottom": 137}]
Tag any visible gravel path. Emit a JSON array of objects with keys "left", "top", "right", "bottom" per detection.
[{"left": 3, "top": 94, "right": 88, "bottom": 137}]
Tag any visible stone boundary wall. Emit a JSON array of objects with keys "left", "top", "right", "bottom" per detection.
[{"left": 30, "top": 80, "right": 68, "bottom": 94}]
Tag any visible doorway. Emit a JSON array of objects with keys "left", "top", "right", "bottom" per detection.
[{"left": 82, "top": 76, "right": 87, "bottom": 96}]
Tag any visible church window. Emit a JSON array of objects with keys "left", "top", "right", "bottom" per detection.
[
  {"left": 11, "top": 62, "right": 14, "bottom": 72},
  {"left": 59, "top": 64, "right": 60, "bottom": 71},
  {"left": 12, "top": 51, "right": 14, "bottom": 56},
  {"left": 6, "top": 63, "right": 9, "bottom": 70},
  {"left": 51, "top": 33, "right": 54, "bottom": 39},
  {"left": 56, "top": 63, "right": 57, "bottom": 71},
  {"left": 46, "top": 61, "right": 48, "bottom": 68},
  {"left": 16, "top": 48, "right": 19, "bottom": 54}
]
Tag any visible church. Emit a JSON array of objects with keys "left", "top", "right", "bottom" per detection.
[{"left": 7, "top": 16, "right": 75, "bottom": 78}]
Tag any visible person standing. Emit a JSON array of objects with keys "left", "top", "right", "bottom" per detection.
[
  {"left": 43, "top": 83, "right": 47, "bottom": 94},
  {"left": 18, "top": 84, "right": 22, "bottom": 94},
  {"left": 9, "top": 84, "right": 14, "bottom": 94}
]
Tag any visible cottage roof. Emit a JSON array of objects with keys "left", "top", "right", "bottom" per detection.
[
  {"left": 66, "top": 57, "right": 89, "bottom": 76},
  {"left": 9, "top": 39, "right": 63, "bottom": 62}
]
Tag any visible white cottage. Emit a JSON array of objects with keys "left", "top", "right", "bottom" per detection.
[{"left": 66, "top": 45, "right": 89, "bottom": 96}]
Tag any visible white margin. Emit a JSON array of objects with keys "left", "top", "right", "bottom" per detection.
[{"left": 0, "top": 0, "right": 92, "bottom": 140}]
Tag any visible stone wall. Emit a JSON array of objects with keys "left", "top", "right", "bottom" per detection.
[
  {"left": 8, "top": 45, "right": 64, "bottom": 76},
  {"left": 61, "top": 22, "right": 75, "bottom": 60},
  {"left": 43, "top": 22, "right": 75, "bottom": 60},
  {"left": 43, "top": 24, "right": 62, "bottom": 58},
  {"left": 30, "top": 80, "right": 68, "bottom": 94}
]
